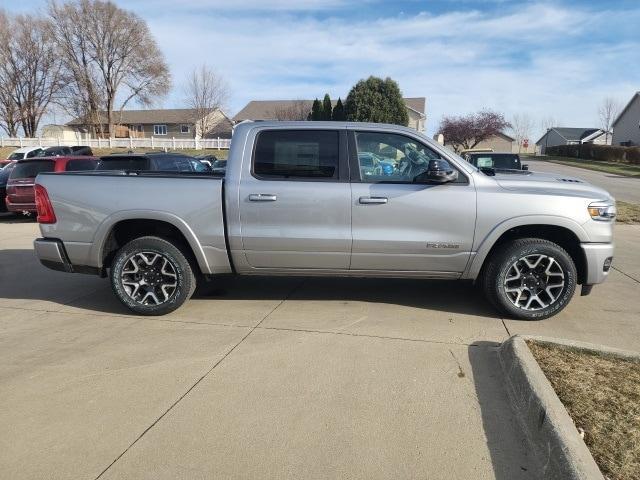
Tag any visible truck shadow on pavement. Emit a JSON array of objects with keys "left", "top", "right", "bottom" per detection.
[
  {"left": 1, "top": 248, "right": 502, "bottom": 319},
  {"left": 468, "top": 341, "right": 539, "bottom": 480}
]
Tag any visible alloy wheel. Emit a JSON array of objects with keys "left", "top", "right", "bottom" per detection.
[
  {"left": 120, "top": 251, "right": 178, "bottom": 305},
  {"left": 503, "top": 254, "right": 566, "bottom": 310}
]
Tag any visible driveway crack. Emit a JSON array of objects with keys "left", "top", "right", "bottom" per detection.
[{"left": 94, "top": 278, "right": 305, "bottom": 479}]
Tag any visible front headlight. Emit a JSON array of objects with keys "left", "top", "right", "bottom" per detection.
[{"left": 588, "top": 201, "right": 616, "bottom": 221}]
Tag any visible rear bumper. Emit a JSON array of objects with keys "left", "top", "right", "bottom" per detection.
[
  {"left": 7, "top": 199, "right": 36, "bottom": 213},
  {"left": 34, "top": 238, "right": 73, "bottom": 272},
  {"left": 581, "top": 242, "right": 614, "bottom": 286},
  {"left": 34, "top": 238, "right": 101, "bottom": 275}
]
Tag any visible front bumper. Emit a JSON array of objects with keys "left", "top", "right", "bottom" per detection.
[{"left": 581, "top": 242, "right": 614, "bottom": 285}]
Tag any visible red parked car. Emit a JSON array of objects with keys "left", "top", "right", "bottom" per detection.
[{"left": 6, "top": 156, "right": 98, "bottom": 214}]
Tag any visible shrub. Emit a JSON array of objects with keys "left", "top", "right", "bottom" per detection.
[{"left": 546, "top": 144, "right": 640, "bottom": 165}]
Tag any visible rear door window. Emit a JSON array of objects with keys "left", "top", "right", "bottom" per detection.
[
  {"left": 10, "top": 160, "right": 55, "bottom": 179},
  {"left": 253, "top": 130, "right": 339, "bottom": 180},
  {"left": 153, "top": 155, "right": 193, "bottom": 171},
  {"left": 66, "top": 159, "right": 97, "bottom": 171},
  {"left": 96, "top": 157, "right": 150, "bottom": 170}
]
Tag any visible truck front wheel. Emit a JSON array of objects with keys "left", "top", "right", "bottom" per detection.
[
  {"left": 481, "top": 238, "right": 577, "bottom": 320},
  {"left": 110, "top": 236, "right": 196, "bottom": 316}
]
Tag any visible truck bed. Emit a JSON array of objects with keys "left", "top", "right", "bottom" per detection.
[{"left": 36, "top": 171, "right": 231, "bottom": 275}]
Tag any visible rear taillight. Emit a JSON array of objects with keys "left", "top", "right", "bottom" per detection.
[{"left": 34, "top": 184, "right": 56, "bottom": 224}]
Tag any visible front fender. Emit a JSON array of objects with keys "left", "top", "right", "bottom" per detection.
[{"left": 462, "top": 215, "right": 589, "bottom": 280}]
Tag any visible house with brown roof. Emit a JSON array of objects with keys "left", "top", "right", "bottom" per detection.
[
  {"left": 67, "top": 108, "right": 233, "bottom": 139},
  {"left": 233, "top": 97, "right": 427, "bottom": 132}
]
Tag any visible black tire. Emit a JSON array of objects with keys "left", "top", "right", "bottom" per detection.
[
  {"left": 110, "top": 236, "right": 196, "bottom": 316},
  {"left": 481, "top": 238, "right": 577, "bottom": 320}
]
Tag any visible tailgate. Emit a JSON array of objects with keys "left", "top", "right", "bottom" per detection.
[{"left": 7, "top": 178, "right": 36, "bottom": 204}]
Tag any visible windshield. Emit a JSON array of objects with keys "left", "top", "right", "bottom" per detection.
[
  {"left": 8, "top": 152, "right": 24, "bottom": 160},
  {"left": 10, "top": 160, "right": 55, "bottom": 179},
  {"left": 0, "top": 163, "right": 16, "bottom": 185},
  {"left": 212, "top": 160, "right": 226, "bottom": 168},
  {"left": 473, "top": 154, "right": 521, "bottom": 170}
]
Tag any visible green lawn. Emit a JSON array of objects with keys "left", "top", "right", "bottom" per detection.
[{"left": 523, "top": 155, "right": 640, "bottom": 177}]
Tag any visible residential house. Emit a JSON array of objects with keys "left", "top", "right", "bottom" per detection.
[
  {"left": 612, "top": 91, "right": 640, "bottom": 146},
  {"left": 67, "top": 108, "right": 233, "bottom": 139},
  {"left": 233, "top": 97, "right": 427, "bottom": 132},
  {"left": 535, "top": 127, "right": 607, "bottom": 154},
  {"left": 42, "top": 124, "right": 92, "bottom": 142},
  {"left": 467, "top": 132, "right": 515, "bottom": 153}
]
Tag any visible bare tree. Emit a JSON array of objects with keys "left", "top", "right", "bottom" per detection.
[
  {"left": 0, "top": 11, "right": 20, "bottom": 136},
  {"left": 268, "top": 100, "right": 311, "bottom": 121},
  {"left": 184, "top": 64, "right": 229, "bottom": 138},
  {"left": 439, "top": 110, "right": 511, "bottom": 152},
  {"left": 510, "top": 113, "right": 534, "bottom": 153},
  {"left": 10, "top": 15, "right": 65, "bottom": 136},
  {"left": 48, "top": 0, "right": 171, "bottom": 137},
  {"left": 540, "top": 116, "right": 557, "bottom": 132},
  {"left": 598, "top": 97, "right": 620, "bottom": 145}
]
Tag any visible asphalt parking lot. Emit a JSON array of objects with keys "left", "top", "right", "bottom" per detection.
[{"left": 1, "top": 217, "right": 639, "bottom": 479}]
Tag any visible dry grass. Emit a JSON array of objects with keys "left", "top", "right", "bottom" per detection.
[
  {"left": 527, "top": 340, "right": 640, "bottom": 480},
  {"left": 616, "top": 201, "right": 640, "bottom": 224},
  {"left": 0, "top": 146, "right": 228, "bottom": 159}
]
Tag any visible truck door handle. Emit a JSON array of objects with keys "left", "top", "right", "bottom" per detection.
[
  {"left": 249, "top": 194, "right": 277, "bottom": 202},
  {"left": 359, "top": 196, "right": 388, "bottom": 205}
]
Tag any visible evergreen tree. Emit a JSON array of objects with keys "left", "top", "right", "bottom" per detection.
[
  {"left": 332, "top": 97, "right": 346, "bottom": 121},
  {"left": 310, "top": 98, "right": 323, "bottom": 121},
  {"left": 322, "top": 94, "right": 332, "bottom": 121},
  {"left": 344, "top": 76, "right": 409, "bottom": 126}
]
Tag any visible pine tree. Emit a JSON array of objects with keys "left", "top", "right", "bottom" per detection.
[
  {"left": 332, "top": 97, "right": 346, "bottom": 121},
  {"left": 311, "top": 98, "right": 323, "bottom": 121},
  {"left": 322, "top": 94, "right": 332, "bottom": 121}
]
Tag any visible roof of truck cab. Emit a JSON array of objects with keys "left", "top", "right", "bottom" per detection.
[{"left": 234, "top": 120, "right": 425, "bottom": 134}]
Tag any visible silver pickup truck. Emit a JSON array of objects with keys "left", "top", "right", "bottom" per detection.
[{"left": 33, "top": 121, "right": 615, "bottom": 320}]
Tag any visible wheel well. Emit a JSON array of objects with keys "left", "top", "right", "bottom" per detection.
[
  {"left": 483, "top": 225, "right": 587, "bottom": 284},
  {"left": 102, "top": 219, "right": 200, "bottom": 273}
]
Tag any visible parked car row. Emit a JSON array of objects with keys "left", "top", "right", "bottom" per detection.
[{"left": 0, "top": 148, "right": 224, "bottom": 216}]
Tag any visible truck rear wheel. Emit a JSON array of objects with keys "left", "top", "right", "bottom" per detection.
[
  {"left": 481, "top": 238, "right": 577, "bottom": 320},
  {"left": 110, "top": 236, "right": 196, "bottom": 316}
]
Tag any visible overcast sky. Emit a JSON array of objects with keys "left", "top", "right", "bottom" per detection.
[{"left": 9, "top": 0, "right": 640, "bottom": 138}]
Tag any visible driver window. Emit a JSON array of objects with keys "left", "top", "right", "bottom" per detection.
[{"left": 355, "top": 131, "right": 441, "bottom": 183}]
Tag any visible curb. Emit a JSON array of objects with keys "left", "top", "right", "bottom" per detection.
[{"left": 498, "top": 335, "right": 607, "bottom": 480}]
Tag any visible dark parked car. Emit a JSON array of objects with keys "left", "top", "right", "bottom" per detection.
[
  {"left": 41, "top": 146, "right": 73, "bottom": 157},
  {"left": 70, "top": 145, "right": 94, "bottom": 156},
  {"left": 210, "top": 159, "right": 227, "bottom": 174},
  {"left": 195, "top": 154, "right": 218, "bottom": 168},
  {"left": 0, "top": 161, "right": 17, "bottom": 212},
  {"left": 6, "top": 156, "right": 98, "bottom": 214},
  {"left": 96, "top": 152, "right": 211, "bottom": 173},
  {"left": 465, "top": 152, "right": 529, "bottom": 171}
]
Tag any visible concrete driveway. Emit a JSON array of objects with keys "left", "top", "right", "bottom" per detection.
[
  {"left": 1, "top": 218, "right": 639, "bottom": 479},
  {"left": 525, "top": 157, "right": 640, "bottom": 203}
]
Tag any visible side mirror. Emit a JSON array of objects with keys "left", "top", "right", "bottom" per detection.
[
  {"left": 522, "top": 164, "right": 529, "bottom": 171},
  {"left": 415, "top": 159, "right": 459, "bottom": 184}
]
